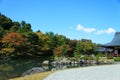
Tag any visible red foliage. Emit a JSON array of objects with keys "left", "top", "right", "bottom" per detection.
[{"left": 2, "top": 32, "right": 25, "bottom": 46}]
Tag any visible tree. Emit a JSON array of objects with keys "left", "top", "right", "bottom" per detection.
[
  {"left": 13, "top": 21, "right": 20, "bottom": 27},
  {"left": 54, "top": 35, "right": 67, "bottom": 57},
  {"left": 54, "top": 46, "right": 62, "bottom": 56},
  {"left": 1, "top": 32, "right": 26, "bottom": 58},
  {"left": 2, "top": 32, "right": 25, "bottom": 47},
  {"left": 45, "top": 32, "right": 56, "bottom": 54},
  {"left": 10, "top": 26, "right": 19, "bottom": 32},
  {"left": 65, "top": 44, "right": 73, "bottom": 57},
  {"left": 21, "top": 21, "right": 26, "bottom": 26},
  {"left": 36, "top": 32, "right": 52, "bottom": 56},
  {"left": 0, "top": 13, "right": 100, "bottom": 59},
  {"left": 0, "top": 26, "right": 4, "bottom": 50},
  {"left": 17, "top": 21, "right": 32, "bottom": 33},
  {"left": 61, "top": 43, "right": 67, "bottom": 56},
  {"left": 74, "top": 39, "right": 94, "bottom": 56},
  {"left": 24, "top": 32, "right": 39, "bottom": 45},
  {"left": 0, "top": 26, "right": 4, "bottom": 37},
  {"left": 74, "top": 51, "right": 81, "bottom": 59},
  {"left": 0, "top": 14, "right": 13, "bottom": 30},
  {"left": 10, "top": 21, "right": 20, "bottom": 32}
]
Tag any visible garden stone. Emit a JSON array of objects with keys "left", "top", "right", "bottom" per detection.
[
  {"left": 22, "top": 67, "right": 45, "bottom": 77},
  {"left": 42, "top": 60, "right": 49, "bottom": 65}
]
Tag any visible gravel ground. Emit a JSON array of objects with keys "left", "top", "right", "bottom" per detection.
[{"left": 44, "top": 64, "right": 120, "bottom": 80}]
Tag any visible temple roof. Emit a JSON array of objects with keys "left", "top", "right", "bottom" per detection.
[{"left": 102, "top": 32, "right": 120, "bottom": 48}]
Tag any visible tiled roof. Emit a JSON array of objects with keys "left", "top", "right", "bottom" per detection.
[{"left": 103, "top": 32, "right": 120, "bottom": 47}]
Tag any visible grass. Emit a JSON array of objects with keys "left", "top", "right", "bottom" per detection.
[{"left": 9, "top": 71, "right": 54, "bottom": 80}]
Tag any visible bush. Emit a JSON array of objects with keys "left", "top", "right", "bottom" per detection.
[
  {"left": 82, "top": 55, "right": 94, "bottom": 60},
  {"left": 73, "top": 52, "right": 81, "bottom": 59},
  {"left": 107, "top": 53, "right": 113, "bottom": 59},
  {"left": 114, "top": 57, "right": 120, "bottom": 62},
  {"left": 96, "top": 52, "right": 104, "bottom": 58}
]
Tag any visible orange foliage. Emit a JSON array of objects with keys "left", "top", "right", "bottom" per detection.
[
  {"left": 2, "top": 32, "right": 25, "bottom": 46},
  {"left": 54, "top": 46, "right": 62, "bottom": 56},
  {"left": 66, "top": 44, "right": 72, "bottom": 51}
]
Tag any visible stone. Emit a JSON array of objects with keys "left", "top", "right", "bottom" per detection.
[
  {"left": 42, "top": 60, "right": 49, "bottom": 66},
  {"left": 22, "top": 67, "right": 45, "bottom": 77}
]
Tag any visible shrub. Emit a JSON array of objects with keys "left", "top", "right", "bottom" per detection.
[
  {"left": 82, "top": 55, "right": 94, "bottom": 60},
  {"left": 74, "top": 52, "right": 81, "bottom": 59},
  {"left": 107, "top": 53, "right": 113, "bottom": 59},
  {"left": 114, "top": 57, "right": 120, "bottom": 62},
  {"left": 96, "top": 52, "right": 104, "bottom": 58}
]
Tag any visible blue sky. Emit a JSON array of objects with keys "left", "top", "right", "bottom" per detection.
[{"left": 0, "top": 0, "right": 120, "bottom": 44}]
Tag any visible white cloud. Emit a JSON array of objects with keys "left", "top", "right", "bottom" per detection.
[
  {"left": 96, "top": 28, "right": 116, "bottom": 34},
  {"left": 76, "top": 24, "right": 96, "bottom": 33},
  {"left": 76, "top": 24, "right": 116, "bottom": 35},
  {"left": 106, "top": 28, "right": 116, "bottom": 34}
]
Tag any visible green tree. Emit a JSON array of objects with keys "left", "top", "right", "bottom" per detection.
[
  {"left": 0, "top": 26, "right": 4, "bottom": 37},
  {"left": 0, "top": 14, "right": 13, "bottom": 30},
  {"left": 10, "top": 21, "right": 20, "bottom": 32},
  {"left": 24, "top": 32, "right": 39, "bottom": 45},
  {"left": 45, "top": 32, "right": 56, "bottom": 55},
  {"left": 74, "top": 51, "right": 81, "bottom": 59},
  {"left": 17, "top": 21, "right": 32, "bottom": 33},
  {"left": 74, "top": 39, "right": 94, "bottom": 56}
]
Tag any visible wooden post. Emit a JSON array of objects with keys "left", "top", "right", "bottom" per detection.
[{"left": 105, "top": 48, "right": 108, "bottom": 57}]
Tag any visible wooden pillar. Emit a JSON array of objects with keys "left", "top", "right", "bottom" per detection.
[
  {"left": 115, "top": 47, "right": 119, "bottom": 57},
  {"left": 105, "top": 48, "right": 108, "bottom": 57},
  {"left": 114, "top": 49, "right": 118, "bottom": 57}
]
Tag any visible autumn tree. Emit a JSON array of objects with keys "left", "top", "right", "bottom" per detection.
[
  {"left": 54, "top": 35, "right": 68, "bottom": 57},
  {"left": 54, "top": 46, "right": 62, "bottom": 56},
  {"left": 0, "top": 13, "right": 99, "bottom": 59},
  {"left": 1, "top": 32, "right": 26, "bottom": 58},
  {"left": 2, "top": 32, "right": 25, "bottom": 47},
  {"left": 36, "top": 32, "right": 51, "bottom": 56}
]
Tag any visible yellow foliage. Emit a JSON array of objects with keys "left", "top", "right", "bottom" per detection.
[{"left": 2, "top": 48, "right": 15, "bottom": 53}]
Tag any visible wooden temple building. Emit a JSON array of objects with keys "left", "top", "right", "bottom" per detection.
[{"left": 102, "top": 32, "right": 120, "bottom": 57}]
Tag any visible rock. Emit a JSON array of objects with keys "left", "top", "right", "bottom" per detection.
[
  {"left": 42, "top": 65, "right": 49, "bottom": 70},
  {"left": 51, "top": 68, "right": 57, "bottom": 71},
  {"left": 51, "top": 61, "right": 58, "bottom": 67},
  {"left": 62, "top": 66, "right": 67, "bottom": 69},
  {"left": 22, "top": 67, "right": 45, "bottom": 77},
  {"left": 42, "top": 60, "right": 49, "bottom": 66}
]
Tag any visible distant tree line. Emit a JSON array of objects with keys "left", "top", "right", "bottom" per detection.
[{"left": 0, "top": 13, "right": 99, "bottom": 59}]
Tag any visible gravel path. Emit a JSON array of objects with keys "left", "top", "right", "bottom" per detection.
[{"left": 44, "top": 64, "right": 120, "bottom": 80}]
